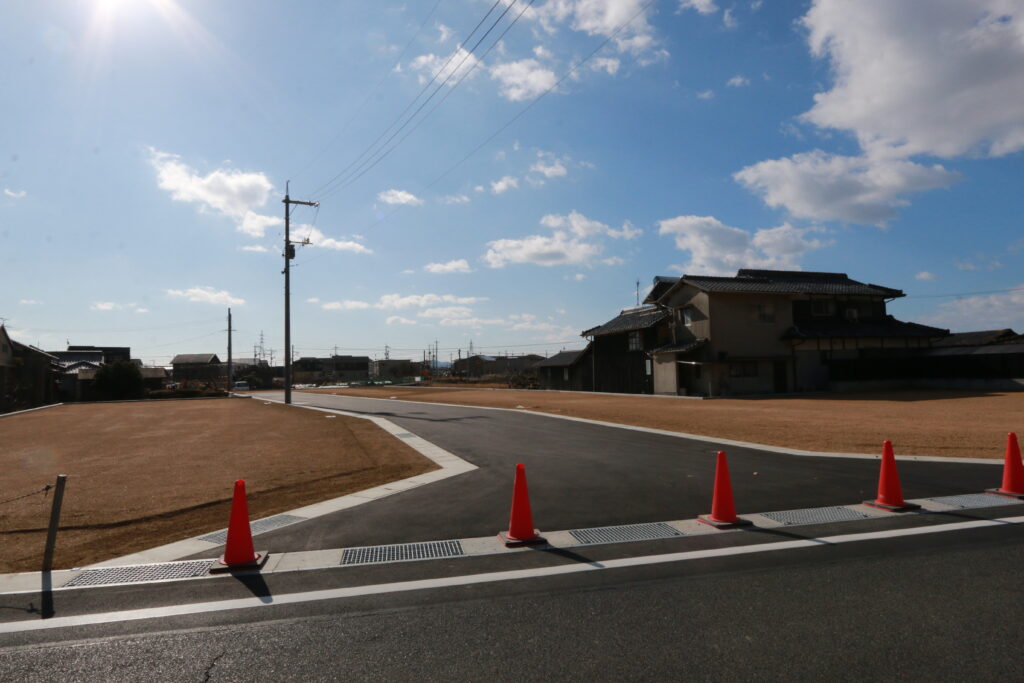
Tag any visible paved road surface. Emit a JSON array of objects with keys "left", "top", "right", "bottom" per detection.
[{"left": 2, "top": 392, "right": 1021, "bottom": 679}]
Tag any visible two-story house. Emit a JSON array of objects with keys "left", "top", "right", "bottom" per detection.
[{"left": 644, "top": 269, "right": 948, "bottom": 396}]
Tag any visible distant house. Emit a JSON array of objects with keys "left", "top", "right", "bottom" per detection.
[
  {"left": 171, "top": 353, "right": 222, "bottom": 383},
  {"left": 534, "top": 347, "right": 593, "bottom": 391},
  {"left": 293, "top": 355, "right": 370, "bottom": 385},
  {"left": 374, "top": 358, "right": 421, "bottom": 380},
  {"left": 641, "top": 269, "right": 947, "bottom": 396},
  {"left": 581, "top": 306, "right": 670, "bottom": 394},
  {"left": 65, "top": 345, "right": 132, "bottom": 364},
  {"left": 452, "top": 354, "right": 545, "bottom": 379},
  {"left": 1, "top": 326, "right": 61, "bottom": 412}
]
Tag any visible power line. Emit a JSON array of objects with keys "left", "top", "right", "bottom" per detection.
[
  {"left": 328, "top": 0, "right": 657, "bottom": 238},
  {"left": 905, "top": 285, "right": 1024, "bottom": 299},
  {"left": 309, "top": 0, "right": 507, "bottom": 199},
  {"left": 317, "top": 0, "right": 536, "bottom": 202},
  {"left": 289, "top": 0, "right": 444, "bottom": 181}
]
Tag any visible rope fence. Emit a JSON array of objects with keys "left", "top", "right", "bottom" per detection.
[{"left": 0, "top": 484, "right": 54, "bottom": 506}]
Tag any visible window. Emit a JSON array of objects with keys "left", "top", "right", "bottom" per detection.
[
  {"left": 563, "top": 367, "right": 569, "bottom": 381},
  {"left": 729, "top": 361, "right": 759, "bottom": 378},
  {"left": 810, "top": 300, "right": 833, "bottom": 317},
  {"left": 678, "top": 307, "right": 695, "bottom": 326},
  {"left": 750, "top": 303, "right": 775, "bottom": 323},
  {"left": 628, "top": 331, "right": 642, "bottom": 351}
]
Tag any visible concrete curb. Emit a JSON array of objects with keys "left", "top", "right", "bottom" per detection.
[{"left": 0, "top": 402, "right": 65, "bottom": 419}]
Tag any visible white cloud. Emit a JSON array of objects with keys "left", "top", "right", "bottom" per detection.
[
  {"left": 533, "top": 45, "right": 553, "bottom": 60},
  {"left": 148, "top": 148, "right": 279, "bottom": 238},
  {"left": 915, "top": 271, "right": 937, "bottom": 281},
  {"left": 377, "top": 188, "right": 424, "bottom": 206},
  {"left": 602, "top": 256, "right": 625, "bottom": 266},
  {"left": 438, "top": 317, "right": 506, "bottom": 328},
  {"left": 590, "top": 57, "right": 621, "bottom": 75},
  {"left": 723, "top": 8, "right": 737, "bottom": 29},
  {"left": 409, "top": 46, "right": 482, "bottom": 85},
  {"left": 440, "top": 193, "right": 470, "bottom": 205},
  {"left": 726, "top": 75, "right": 750, "bottom": 87},
  {"left": 486, "top": 210, "right": 638, "bottom": 269},
  {"left": 956, "top": 257, "right": 1003, "bottom": 271},
  {"left": 386, "top": 316, "right": 417, "bottom": 325},
  {"left": 531, "top": 0, "right": 661, "bottom": 55},
  {"left": 436, "top": 22, "right": 454, "bottom": 43},
  {"left": 240, "top": 245, "right": 269, "bottom": 253},
  {"left": 134, "top": 308, "right": 149, "bottom": 314},
  {"left": 290, "top": 224, "right": 373, "bottom": 253},
  {"left": 322, "top": 300, "right": 371, "bottom": 310},
  {"left": 658, "top": 215, "right": 829, "bottom": 275},
  {"left": 424, "top": 259, "right": 472, "bottom": 274},
  {"left": 376, "top": 293, "right": 487, "bottom": 309},
  {"left": 3, "top": 188, "right": 27, "bottom": 199},
  {"left": 802, "top": 0, "right": 1024, "bottom": 159},
  {"left": 306, "top": 297, "right": 320, "bottom": 303},
  {"left": 491, "top": 175, "right": 519, "bottom": 194},
  {"left": 489, "top": 59, "right": 557, "bottom": 101},
  {"left": 734, "top": 151, "right": 960, "bottom": 226},
  {"left": 419, "top": 306, "right": 473, "bottom": 319},
  {"left": 696, "top": 89, "right": 714, "bottom": 100},
  {"left": 485, "top": 232, "right": 601, "bottom": 268},
  {"left": 573, "top": 273, "right": 586, "bottom": 281},
  {"left": 530, "top": 153, "right": 568, "bottom": 178},
  {"left": 540, "top": 210, "right": 640, "bottom": 240},
  {"left": 679, "top": 0, "right": 718, "bottom": 15},
  {"left": 167, "top": 286, "right": 245, "bottom": 306},
  {"left": 751, "top": 0, "right": 763, "bottom": 10},
  {"left": 19, "top": 299, "right": 41, "bottom": 305},
  {"left": 921, "top": 286, "right": 1024, "bottom": 331},
  {"left": 91, "top": 302, "right": 118, "bottom": 311}
]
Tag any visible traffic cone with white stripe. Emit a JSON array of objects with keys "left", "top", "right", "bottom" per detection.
[{"left": 987, "top": 432, "right": 1024, "bottom": 499}]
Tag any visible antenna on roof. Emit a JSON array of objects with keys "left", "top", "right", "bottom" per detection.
[{"left": 636, "top": 279, "right": 640, "bottom": 306}]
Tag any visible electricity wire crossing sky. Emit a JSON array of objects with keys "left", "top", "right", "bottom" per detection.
[{"left": 3, "top": 0, "right": 1024, "bottom": 362}]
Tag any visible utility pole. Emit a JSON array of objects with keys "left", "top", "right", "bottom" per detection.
[
  {"left": 227, "top": 308, "right": 233, "bottom": 391},
  {"left": 283, "top": 181, "right": 318, "bottom": 404}
]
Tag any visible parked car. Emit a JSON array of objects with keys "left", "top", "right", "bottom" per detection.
[{"left": 232, "top": 381, "right": 250, "bottom": 391}]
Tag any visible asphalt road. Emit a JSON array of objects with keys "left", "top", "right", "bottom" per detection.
[
  {"left": 200, "top": 391, "right": 1005, "bottom": 554},
  {"left": 2, "top": 392, "right": 1021, "bottom": 679}
]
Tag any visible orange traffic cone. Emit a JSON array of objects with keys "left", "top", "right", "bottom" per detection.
[
  {"left": 217, "top": 479, "right": 264, "bottom": 568},
  {"left": 987, "top": 432, "right": 1024, "bottom": 499},
  {"left": 864, "top": 441, "right": 920, "bottom": 512},
  {"left": 498, "top": 463, "right": 545, "bottom": 546},
  {"left": 699, "top": 451, "right": 751, "bottom": 528}
]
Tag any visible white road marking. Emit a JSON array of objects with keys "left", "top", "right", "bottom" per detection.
[
  {"left": 292, "top": 391, "right": 1003, "bottom": 465},
  {"left": 4, "top": 514, "right": 1021, "bottom": 634}
]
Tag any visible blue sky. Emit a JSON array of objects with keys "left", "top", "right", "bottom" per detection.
[{"left": 3, "top": 0, "right": 1024, "bottom": 365}]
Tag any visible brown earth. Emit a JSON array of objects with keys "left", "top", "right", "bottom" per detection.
[
  {"left": 306, "top": 386, "right": 1023, "bottom": 460},
  {"left": 0, "top": 398, "right": 436, "bottom": 573}
]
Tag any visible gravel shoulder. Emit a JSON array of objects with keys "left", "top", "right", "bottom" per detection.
[{"left": 0, "top": 398, "right": 436, "bottom": 573}]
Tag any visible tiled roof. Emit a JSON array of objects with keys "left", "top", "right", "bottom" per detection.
[
  {"left": 929, "top": 329, "right": 1018, "bottom": 348},
  {"left": 534, "top": 349, "right": 588, "bottom": 368},
  {"left": 582, "top": 305, "right": 668, "bottom": 337},
  {"left": 650, "top": 339, "right": 707, "bottom": 355},
  {"left": 782, "top": 317, "right": 948, "bottom": 340},
  {"left": 171, "top": 353, "right": 220, "bottom": 365},
  {"left": 923, "top": 343, "right": 1024, "bottom": 357},
  {"left": 643, "top": 276, "right": 680, "bottom": 304},
  {"left": 662, "top": 269, "right": 903, "bottom": 298}
]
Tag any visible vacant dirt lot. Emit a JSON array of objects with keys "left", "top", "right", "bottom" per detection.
[
  {"left": 0, "top": 398, "right": 436, "bottom": 573},
  {"left": 307, "top": 386, "right": 1023, "bottom": 460}
]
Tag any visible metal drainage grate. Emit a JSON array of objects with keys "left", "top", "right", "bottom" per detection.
[
  {"left": 760, "top": 506, "right": 870, "bottom": 526},
  {"left": 928, "top": 493, "right": 1024, "bottom": 510},
  {"left": 569, "top": 522, "right": 682, "bottom": 546},
  {"left": 64, "top": 560, "right": 215, "bottom": 587},
  {"left": 341, "top": 540, "right": 464, "bottom": 565},
  {"left": 198, "top": 513, "right": 307, "bottom": 545}
]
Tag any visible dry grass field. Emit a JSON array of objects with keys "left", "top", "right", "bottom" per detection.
[
  {"left": 0, "top": 398, "right": 436, "bottom": 573},
  {"left": 307, "top": 386, "right": 1023, "bottom": 460}
]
